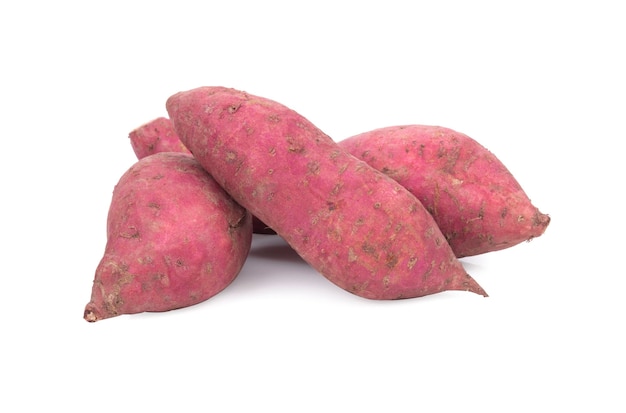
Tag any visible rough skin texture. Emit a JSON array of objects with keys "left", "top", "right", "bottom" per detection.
[
  {"left": 129, "top": 117, "right": 191, "bottom": 159},
  {"left": 339, "top": 125, "right": 550, "bottom": 257},
  {"left": 84, "top": 152, "right": 252, "bottom": 322},
  {"left": 166, "top": 86, "right": 487, "bottom": 300},
  {"left": 129, "top": 117, "right": 276, "bottom": 235}
]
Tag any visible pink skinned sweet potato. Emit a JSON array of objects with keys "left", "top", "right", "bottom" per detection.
[
  {"left": 338, "top": 125, "right": 550, "bottom": 257},
  {"left": 129, "top": 117, "right": 192, "bottom": 158},
  {"left": 84, "top": 152, "right": 252, "bottom": 322},
  {"left": 166, "top": 86, "right": 487, "bottom": 300},
  {"left": 129, "top": 117, "right": 276, "bottom": 235}
]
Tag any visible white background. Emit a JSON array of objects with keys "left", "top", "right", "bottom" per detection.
[{"left": 2, "top": 1, "right": 624, "bottom": 411}]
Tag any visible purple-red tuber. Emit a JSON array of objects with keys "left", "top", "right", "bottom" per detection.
[
  {"left": 166, "top": 86, "right": 487, "bottom": 300},
  {"left": 339, "top": 125, "right": 550, "bottom": 257},
  {"left": 84, "top": 152, "right": 252, "bottom": 322}
]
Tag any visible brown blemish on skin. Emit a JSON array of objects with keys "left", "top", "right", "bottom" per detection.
[
  {"left": 139, "top": 256, "right": 154, "bottom": 265},
  {"left": 307, "top": 161, "right": 320, "bottom": 175},
  {"left": 418, "top": 143, "right": 425, "bottom": 158},
  {"left": 327, "top": 227, "right": 342, "bottom": 242},
  {"left": 331, "top": 183, "right": 342, "bottom": 196},
  {"left": 287, "top": 136, "right": 305, "bottom": 153},
  {"left": 362, "top": 242, "right": 377, "bottom": 255},
  {"left": 462, "top": 154, "right": 479, "bottom": 171},
  {"left": 533, "top": 211, "right": 550, "bottom": 227},
  {"left": 422, "top": 261, "right": 435, "bottom": 280},
  {"left": 440, "top": 145, "right": 461, "bottom": 173},
  {"left": 203, "top": 262, "right": 213, "bottom": 275},
  {"left": 96, "top": 261, "right": 135, "bottom": 318},
  {"left": 386, "top": 254, "right": 399, "bottom": 269},
  {"left": 351, "top": 281, "right": 369, "bottom": 294},
  {"left": 424, "top": 226, "right": 436, "bottom": 238},
  {"left": 225, "top": 151, "right": 237, "bottom": 163},
  {"left": 119, "top": 226, "right": 140, "bottom": 239},
  {"left": 152, "top": 273, "right": 169, "bottom": 287},
  {"left": 351, "top": 217, "right": 366, "bottom": 235}
]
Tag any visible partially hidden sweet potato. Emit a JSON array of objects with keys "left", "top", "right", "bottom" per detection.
[
  {"left": 129, "top": 117, "right": 276, "bottom": 235},
  {"left": 84, "top": 152, "right": 252, "bottom": 322},
  {"left": 129, "top": 116, "right": 191, "bottom": 158},
  {"left": 339, "top": 125, "right": 550, "bottom": 257},
  {"left": 166, "top": 86, "right": 487, "bottom": 300}
]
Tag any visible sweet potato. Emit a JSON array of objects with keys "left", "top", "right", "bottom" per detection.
[
  {"left": 84, "top": 152, "right": 252, "bottom": 322},
  {"left": 339, "top": 125, "right": 550, "bottom": 257},
  {"left": 166, "top": 86, "right": 487, "bottom": 300},
  {"left": 129, "top": 116, "right": 191, "bottom": 158},
  {"left": 129, "top": 117, "right": 276, "bottom": 235}
]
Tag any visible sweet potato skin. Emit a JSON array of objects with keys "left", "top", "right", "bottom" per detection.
[
  {"left": 166, "top": 87, "right": 487, "bottom": 299},
  {"left": 84, "top": 152, "right": 252, "bottom": 322},
  {"left": 129, "top": 117, "right": 191, "bottom": 158},
  {"left": 129, "top": 117, "right": 276, "bottom": 235},
  {"left": 339, "top": 125, "right": 550, "bottom": 257}
]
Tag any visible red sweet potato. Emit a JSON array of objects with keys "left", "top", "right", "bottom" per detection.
[
  {"left": 129, "top": 117, "right": 276, "bottom": 235},
  {"left": 129, "top": 117, "right": 191, "bottom": 158},
  {"left": 84, "top": 152, "right": 252, "bottom": 322},
  {"left": 166, "top": 86, "right": 487, "bottom": 300},
  {"left": 339, "top": 125, "right": 550, "bottom": 257}
]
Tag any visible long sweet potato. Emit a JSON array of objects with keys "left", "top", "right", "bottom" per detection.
[
  {"left": 84, "top": 152, "right": 252, "bottom": 322},
  {"left": 339, "top": 125, "right": 550, "bottom": 257},
  {"left": 166, "top": 86, "right": 487, "bottom": 300}
]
